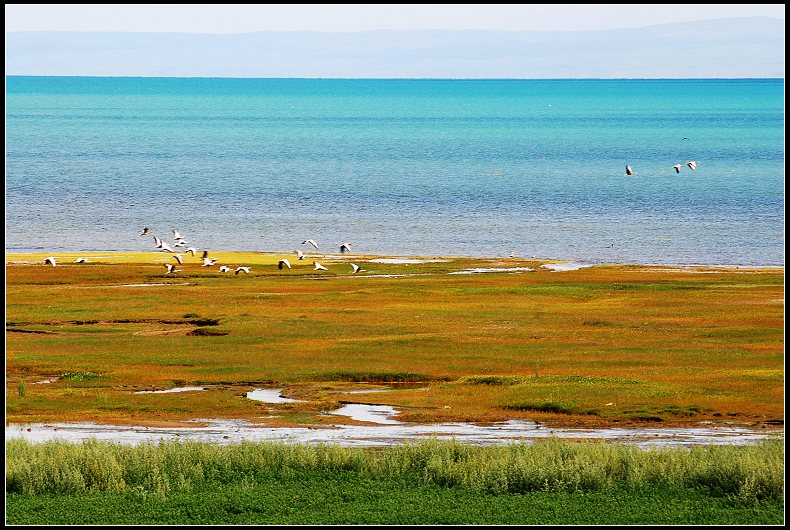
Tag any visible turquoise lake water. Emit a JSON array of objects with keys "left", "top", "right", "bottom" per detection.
[{"left": 5, "top": 77, "right": 784, "bottom": 265}]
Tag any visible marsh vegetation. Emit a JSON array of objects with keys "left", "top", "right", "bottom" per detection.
[
  {"left": 6, "top": 252, "right": 783, "bottom": 430},
  {"left": 6, "top": 437, "right": 784, "bottom": 524}
]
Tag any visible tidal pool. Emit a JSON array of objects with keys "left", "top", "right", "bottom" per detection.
[{"left": 134, "top": 387, "right": 205, "bottom": 394}]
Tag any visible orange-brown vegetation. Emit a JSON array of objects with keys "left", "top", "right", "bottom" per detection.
[{"left": 5, "top": 253, "right": 784, "bottom": 429}]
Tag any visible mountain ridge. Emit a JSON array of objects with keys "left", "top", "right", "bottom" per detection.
[{"left": 6, "top": 17, "right": 784, "bottom": 78}]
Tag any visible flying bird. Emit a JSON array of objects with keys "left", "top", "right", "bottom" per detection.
[
  {"left": 186, "top": 247, "right": 197, "bottom": 256},
  {"left": 140, "top": 227, "right": 150, "bottom": 236},
  {"left": 350, "top": 263, "right": 363, "bottom": 274},
  {"left": 278, "top": 259, "right": 291, "bottom": 270},
  {"left": 235, "top": 266, "right": 250, "bottom": 275},
  {"left": 202, "top": 257, "right": 218, "bottom": 267},
  {"left": 686, "top": 161, "right": 697, "bottom": 170},
  {"left": 154, "top": 236, "right": 174, "bottom": 252},
  {"left": 302, "top": 239, "right": 319, "bottom": 249},
  {"left": 625, "top": 165, "right": 634, "bottom": 176},
  {"left": 313, "top": 262, "right": 328, "bottom": 271},
  {"left": 173, "top": 254, "right": 183, "bottom": 265},
  {"left": 172, "top": 229, "right": 183, "bottom": 240},
  {"left": 163, "top": 263, "right": 180, "bottom": 274},
  {"left": 339, "top": 243, "right": 351, "bottom": 253},
  {"left": 219, "top": 265, "right": 231, "bottom": 273},
  {"left": 74, "top": 258, "right": 90, "bottom": 263},
  {"left": 295, "top": 250, "right": 304, "bottom": 260},
  {"left": 673, "top": 164, "right": 682, "bottom": 173},
  {"left": 44, "top": 257, "right": 56, "bottom": 267}
]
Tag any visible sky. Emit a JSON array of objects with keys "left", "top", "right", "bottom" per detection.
[{"left": 4, "top": 4, "right": 785, "bottom": 33}]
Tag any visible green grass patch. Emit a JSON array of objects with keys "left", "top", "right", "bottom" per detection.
[
  {"left": 458, "top": 375, "right": 525, "bottom": 385},
  {"left": 187, "top": 328, "right": 229, "bottom": 336},
  {"left": 309, "top": 371, "right": 443, "bottom": 383},
  {"left": 6, "top": 479, "right": 784, "bottom": 525},
  {"left": 501, "top": 400, "right": 585, "bottom": 415},
  {"left": 6, "top": 437, "right": 783, "bottom": 525}
]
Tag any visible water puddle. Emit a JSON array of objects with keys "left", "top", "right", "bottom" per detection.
[
  {"left": 331, "top": 404, "right": 402, "bottom": 424},
  {"left": 116, "top": 283, "right": 193, "bottom": 287},
  {"left": 32, "top": 377, "right": 60, "bottom": 385},
  {"left": 540, "top": 263, "right": 593, "bottom": 272},
  {"left": 449, "top": 267, "right": 535, "bottom": 275},
  {"left": 134, "top": 387, "right": 205, "bottom": 394},
  {"left": 246, "top": 389, "right": 304, "bottom": 403}
]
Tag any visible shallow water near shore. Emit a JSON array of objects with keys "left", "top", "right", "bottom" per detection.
[{"left": 6, "top": 415, "right": 777, "bottom": 449}]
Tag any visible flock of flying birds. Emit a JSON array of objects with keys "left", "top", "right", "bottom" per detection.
[
  {"left": 43, "top": 228, "right": 364, "bottom": 276},
  {"left": 625, "top": 160, "right": 697, "bottom": 176},
  {"left": 42, "top": 161, "right": 702, "bottom": 269}
]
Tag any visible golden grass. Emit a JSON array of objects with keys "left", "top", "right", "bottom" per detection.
[{"left": 5, "top": 252, "right": 784, "bottom": 429}]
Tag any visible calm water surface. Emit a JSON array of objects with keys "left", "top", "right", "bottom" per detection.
[{"left": 6, "top": 77, "right": 784, "bottom": 265}]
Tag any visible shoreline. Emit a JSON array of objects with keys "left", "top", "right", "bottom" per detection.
[{"left": 5, "top": 250, "right": 785, "bottom": 271}]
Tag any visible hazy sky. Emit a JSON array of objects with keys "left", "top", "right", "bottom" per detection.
[{"left": 5, "top": 4, "right": 785, "bottom": 33}]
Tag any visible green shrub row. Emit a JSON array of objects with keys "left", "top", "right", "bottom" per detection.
[{"left": 6, "top": 437, "right": 784, "bottom": 503}]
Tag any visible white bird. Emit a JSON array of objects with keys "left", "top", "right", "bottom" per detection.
[
  {"left": 219, "top": 265, "right": 231, "bottom": 273},
  {"left": 295, "top": 250, "right": 304, "bottom": 260},
  {"left": 140, "top": 227, "right": 150, "bottom": 236},
  {"left": 339, "top": 243, "right": 351, "bottom": 253},
  {"left": 202, "top": 257, "right": 218, "bottom": 267},
  {"left": 278, "top": 259, "right": 291, "bottom": 270},
  {"left": 313, "top": 262, "right": 328, "bottom": 271},
  {"left": 350, "top": 263, "right": 363, "bottom": 274},
  {"left": 186, "top": 247, "right": 197, "bottom": 256},
  {"left": 173, "top": 254, "right": 183, "bottom": 265},
  {"left": 154, "top": 236, "right": 174, "bottom": 252},
  {"left": 302, "top": 239, "right": 319, "bottom": 249},
  {"left": 235, "top": 266, "right": 250, "bottom": 275},
  {"left": 163, "top": 263, "right": 180, "bottom": 274},
  {"left": 173, "top": 239, "right": 188, "bottom": 247},
  {"left": 686, "top": 161, "right": 697, "bottom": 170},
  {"left": 625, "top": 165, "right": 634, "bottom": 176},
  {"left": 672, "top": 164, "right": 682, "bottom": 173},
  {"left": 74, "top": 258, "right": 90, "bottom": 263},
  {"left": 44, "top": 256, "right": 56, "bottom": 267},
  {"left": 172, "top": 229, "right": 183, "bottom": 240},
  {"left": 509, "top": 252, "right": 516, "bottom": 258}
]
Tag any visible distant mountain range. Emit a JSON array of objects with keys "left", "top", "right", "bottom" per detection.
[{"left": 5, "top": 17, "right": 784, "bottom": 78}]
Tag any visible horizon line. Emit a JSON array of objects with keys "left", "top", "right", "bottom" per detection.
[{"left": 5, "top": 16, "right": 784, "bottom": 35}]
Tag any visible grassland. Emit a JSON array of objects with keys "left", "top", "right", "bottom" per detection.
[
  {"left": 6, "top": 438, "right": 784, "bottom": 525},
  {"left": 5, "top": 251, "right": 784, "bottom": 430}
]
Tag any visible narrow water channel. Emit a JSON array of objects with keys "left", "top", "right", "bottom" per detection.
[{"left": 7, "top": 387, "right": 778, "bottom": 448}]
